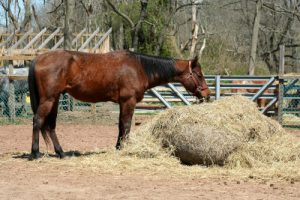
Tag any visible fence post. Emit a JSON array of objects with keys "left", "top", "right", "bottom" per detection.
[
  {"left": 277, "top": 79, "right": 284, "bottom": 125},
  {"left": 277, "top": 45, "right": 285, "bottom": 125},
  {"left": 215, "top": 75, "right": 221, "bottom": 100},
  {"left": 8, "top": 65, "right": 16, "bottom": 120},
  {"left": 279, "top": 45, "right": 285, "bottom": 76}
]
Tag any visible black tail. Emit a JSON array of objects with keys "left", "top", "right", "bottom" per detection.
[
  {"left": 28, "top": 62, "right": 51, "bottom": 146},
  {"left": 28, "top": 61, "right": 39, "bottom": 114}
]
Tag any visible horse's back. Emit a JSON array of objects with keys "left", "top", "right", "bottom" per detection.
[{"left": 34, "top": 50, "right": 146, "bottom": 103}]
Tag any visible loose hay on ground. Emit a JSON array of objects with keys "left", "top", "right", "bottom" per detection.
[
  {"left": 3, "top": 96, "right": 298, "bottom": 181},
  {"left": 120, "top": 96, "right": 300, "bottom": 179}
]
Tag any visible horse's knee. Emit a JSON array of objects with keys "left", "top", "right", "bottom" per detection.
[{"left": 33, "top": 115, "right": 44, "bottom": 131}]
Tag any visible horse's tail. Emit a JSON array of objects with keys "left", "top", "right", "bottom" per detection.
[
  {"left": 28, "top": 61, "right": 39, "bottom": 114},
  {"left": 28, "top": 61, "right": 51, "bottom": 147}
]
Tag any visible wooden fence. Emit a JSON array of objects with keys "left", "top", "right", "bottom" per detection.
[{"left": 0, "top": 27, "right": 112, "bottom": 64}]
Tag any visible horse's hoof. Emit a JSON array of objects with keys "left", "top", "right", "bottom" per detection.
[
  {"left": 115, "top": 144, "right": 121, "bottom": 150},
  {"left": 57, "top": 152, "right": 65, "bottom": 159},
  {"left": 28, "top": 152, "right": 41, "bottom": 160}
]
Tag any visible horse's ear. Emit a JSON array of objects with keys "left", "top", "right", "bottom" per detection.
[{"left": 191, "top": 55, "right": 199, "bottom": 68}]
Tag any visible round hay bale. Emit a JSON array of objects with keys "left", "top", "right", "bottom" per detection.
[
  {"left": 125, "top": 96, "right": 286, "bottom": 165},
  {"left": 169, "top": 124, "right": 240, "bottom": 165}
]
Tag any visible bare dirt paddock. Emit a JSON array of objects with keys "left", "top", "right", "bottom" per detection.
[{"left": 0, "top": 124, "right": 299, "bottom": 200}]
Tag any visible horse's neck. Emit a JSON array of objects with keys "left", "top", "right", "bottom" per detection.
[
  {"left": 146, "top": 69, "right": 183, "bottom": 89},
  {"left": 144, "top": 60, "right": 186, "bottom": 89},
  {"left": 147, "top": 77, "right": 174, "bottom": 89}
]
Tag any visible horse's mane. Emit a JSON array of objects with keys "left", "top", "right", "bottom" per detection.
[{"left": 129, "top": 51, "right": 176, "bottom": 80}]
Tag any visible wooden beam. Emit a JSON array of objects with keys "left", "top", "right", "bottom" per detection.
[
  {"left": 38, "top": 28, "right": 60, "bottom": 49},
  {"left": 9, "top": 28, "right": 33, "bottom": 50},
  {"left": 0, "top": 75, "right": 27, "bottom": 80},
  {"left": 72, "top": 28, "right": 86, "bottom": 46},
  {"left": 78, "top": 27, "right": 99, "bottom": 51},
  {"left": 279, "top": 75, "right": 300, "bottom": 79},
  {"left": 51, "top": 37, "right": 64, "bottom": 50},
  {"left": 0, "top": 29, "right": 19, "bottom": 47},
  {"left": 22, "top": 28, "right": 47, "bottom": 51},
  {"left": 0, "top": 55, "right": 36, "bottom": 60},
  {"left": 92, "top": 27, "right": 112, "bottom": 51}
]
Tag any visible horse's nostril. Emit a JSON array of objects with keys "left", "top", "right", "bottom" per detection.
[{"left": 197, "top": 97, "right": 205, "bottom": 104}]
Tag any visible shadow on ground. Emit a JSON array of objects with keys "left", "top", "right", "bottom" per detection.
[{"left": 12, "top": 150, "right": 107, "bottom": 160}]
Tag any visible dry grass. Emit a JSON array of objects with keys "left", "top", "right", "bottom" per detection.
[
  {"left": 283, "top": 114, "right": 300, "bottom": 127},
  {"left": 119, "top": 96, "right": 300, "bottom": 179},
  {"left": 123, "top": 96, "right": 287, "bottom": 164},
  {"left": 1, "top": 96, "right": 299, "bottom": 181}
]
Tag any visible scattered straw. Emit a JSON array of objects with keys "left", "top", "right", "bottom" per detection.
[
  {"left": 119, "top": 96, "right": 300, "bottom": 179},
  {"left": 2, "top": 96, "right": 299, "bottom": 181}
]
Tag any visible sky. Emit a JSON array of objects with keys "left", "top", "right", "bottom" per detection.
[{"left": 0, "top": 0, "right": 44, "bottom": 27}]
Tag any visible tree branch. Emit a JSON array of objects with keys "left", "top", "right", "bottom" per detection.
[
  {"left": 32, "top": 5, "right": 42, "bottom": 31},
  {"left": 0, "top": 0, "right": 19, "bottom": 29},
  {"left": 261, "top": 44, "right": 300, "bottom": 57},
  {"left": 79, "top": 0, "right": 92, "bottom": 16},
  {"left": 47, "top": 0, "right": 63, "bottom": 14},
  {"left": 105, "top": 0, "right": 135, "bottom": 28},
  {"left": 175, "top": 2, "right": 208, "bottom": 13},
  {"left": 262, "top": 2, "right": 300, "bottom": 18}
]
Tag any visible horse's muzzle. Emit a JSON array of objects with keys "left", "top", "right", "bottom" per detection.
[{"left": 197, "top": 95, "right": 210, "bottom": 104}]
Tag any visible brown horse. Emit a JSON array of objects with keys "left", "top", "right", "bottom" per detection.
[{"left": 28, "top": 50, "right": 210, "bottom": 159}]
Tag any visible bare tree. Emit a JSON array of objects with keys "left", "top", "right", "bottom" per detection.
[
  {"left": 19, "top": 0, "right": 31, "bottom": 32},
  {"left": 0, "top": 0, "right": 20, "bottom": 29},
  {"left": 132, "top": 0, "right": 148, "bottom": 51},
  {"left": 105, "top": 0, "right": 148, "bottom": 51},
  {"left": 248, "top": 0, "right": 262, "bottom": 75},
  {"left": 190, "top": 0, "right": 199, "bottom": 57},
  {"left": 63, "top": 0, "right": 75, "bottom": 49}
]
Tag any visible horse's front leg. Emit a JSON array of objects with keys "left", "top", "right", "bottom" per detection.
[{"left": 116, "top": 97, "right": 136, "bottom": 149}]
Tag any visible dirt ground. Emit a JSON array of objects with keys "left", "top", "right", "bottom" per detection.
[{"left": 0, "top": 123, "right": 299, "bottom": 200}]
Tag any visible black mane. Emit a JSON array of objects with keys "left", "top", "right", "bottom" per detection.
[{"left": 129, "top": 51, "right": 176, "bottom": 80}]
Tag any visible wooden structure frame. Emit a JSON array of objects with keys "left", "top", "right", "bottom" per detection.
[{"left": 0, "top": 27, "right": 112, "bottom": 64}]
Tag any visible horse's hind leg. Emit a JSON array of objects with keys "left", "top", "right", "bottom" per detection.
[
  {"left": 48, "top": 99, "right": 65, "bottom": 158},
  {"left": 31, "top": 100, "right": 55, "bottom": 159}
]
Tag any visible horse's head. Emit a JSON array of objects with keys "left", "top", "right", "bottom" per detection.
[{"left": 178, "top": 56, "right": 210, "bottom": 102}]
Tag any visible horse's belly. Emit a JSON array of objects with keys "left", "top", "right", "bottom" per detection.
[{"left": 66, "top": 84, "right": 119, "bottom": 103}]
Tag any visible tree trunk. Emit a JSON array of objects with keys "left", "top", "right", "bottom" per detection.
[
  {"left": 32, "top": 5, "right": 42, "bottom": 31},
  {"left": 190, "top": 2, "right": 199, "bottom": 57},
  {"left": 248, "top": 0, "right": 262, "bottom": 75},
  {"left": 119, "top": 21, "right": 124, "bottom": 50},
  {"left": 19, "top": 0, "right": 31, "bottom": 32},
  {"left": 0, "top": 0, "right": 19, "bottom": 29},
  {"left": 5, "top": 2, "right": 8, "bottom": 29},
  {"left": 64, "top": 0, "right": 75, "bottom": 50},
  {"left": 198, "top": 26, "right": 206, "bottom": 61},
  {"left": 132, "top": 0, "right": 148, "bottom": 51}
]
